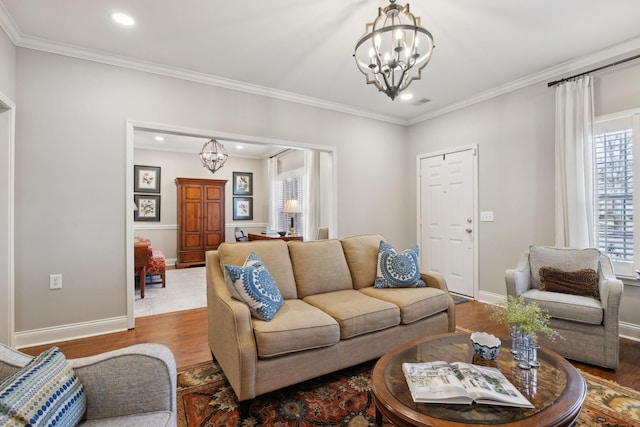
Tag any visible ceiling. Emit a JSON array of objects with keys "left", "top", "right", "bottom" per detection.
[{"left": 1, "top": 0, "right": 640, "bottom": 126}]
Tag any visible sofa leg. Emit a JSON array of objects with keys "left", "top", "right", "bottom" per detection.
[{"left": 238, "top": 400, "right": 251, "bottom": 419}]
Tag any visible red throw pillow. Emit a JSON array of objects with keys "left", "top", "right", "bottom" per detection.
[{"left": 539, "top": 267, "right": 599, "bottom": 299}]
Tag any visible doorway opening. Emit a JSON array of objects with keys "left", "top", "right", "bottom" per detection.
[{"left": 126, "top": 121, "right": 338, "bottom": 328}]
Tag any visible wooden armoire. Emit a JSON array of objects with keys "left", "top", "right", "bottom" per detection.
[{"left": 175, "top": 178, "right": 227, "bottom": 268}]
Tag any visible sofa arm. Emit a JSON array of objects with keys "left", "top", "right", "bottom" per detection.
[
  {"left": 597, "top": 255, "right": 624, "bottom": 327},
  {"left": 421, "top": 271, "right": 456, "bottom": 333},
  {"left": 207, "top": 250, "right": 258, "bottom": 401},
  {"left": 505, "top": 251, "right": 532, "bottom": 297},
  {"left": 69, "top": 343, "right": 176, "bottom": 423}
]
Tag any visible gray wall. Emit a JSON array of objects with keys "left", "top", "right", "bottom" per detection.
[
  {"left": 13, "top": 47, "right": 408, "bottom": 334},
  {"left": 407, "top": 57, "right": 640, "bottom": 330}
]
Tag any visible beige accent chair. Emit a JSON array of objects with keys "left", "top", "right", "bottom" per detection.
[
  {"left": 0, "top": 343, "right": 177, "bottom": 425},
  {"left": 505, "top": 246, "right": 623, "bottom": 369}
]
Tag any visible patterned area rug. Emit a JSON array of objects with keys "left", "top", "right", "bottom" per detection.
[{"left": 177, "top": 358, "right": 640, "bottom": 427}]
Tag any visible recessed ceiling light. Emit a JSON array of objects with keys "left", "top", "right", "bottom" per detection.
[
  {"left": 236, "top": 145, "right": 244, "bottom": 150},
  {"left": 112, "top": 12, "right": 135, "bottom": 26},
  {"left": 154, "top": 136, "right": 164, "bottom": 141},
  {"left": 400, "top": 93, "right": 414, "bottom": 101}
]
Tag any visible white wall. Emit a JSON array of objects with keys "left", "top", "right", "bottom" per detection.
[
  {"left": 13, "top": 47, "right": 407, "bottom": 337},
  {"left": 133, "top": 148, "right": 266, "bottom": 262},
  {"left": 407, "top": 57, "right": 640, "bottom": 333}
]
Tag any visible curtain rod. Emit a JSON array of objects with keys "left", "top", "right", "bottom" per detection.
[
  {"left": 547, "top": 53, "right": 640, "bottom": 87},
  {"left": 269, "top": 148, "right": 292, "bottom": 159}
]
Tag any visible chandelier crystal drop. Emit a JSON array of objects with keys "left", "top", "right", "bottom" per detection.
[
  {"left": 354, "top": 0, "right": 434, "bottom": 100},
  {"left": 199, "top": 139, "right": 228, "bottom": 174}
]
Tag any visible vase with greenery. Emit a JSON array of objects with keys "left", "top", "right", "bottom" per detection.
[{"left": 487, "top": 296, "right": 560, "bottom": 368}]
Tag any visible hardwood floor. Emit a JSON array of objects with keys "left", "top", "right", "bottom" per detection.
[{"left": 21, "top": 301, "right": 640, "bottom": 391}]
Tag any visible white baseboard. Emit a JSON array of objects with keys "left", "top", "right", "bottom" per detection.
[
  {"left": 619, "top": 321, "right": 640, "bottom": 342},
  {"left": 14, "top": 316, "right": 129, "bottom": 349},
  {"left": 475, "top": 291, "right": 640, "bottom": 342}
]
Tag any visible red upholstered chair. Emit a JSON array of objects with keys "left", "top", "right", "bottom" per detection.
[{"left": 134, "top": 237, "right": 166, "bottom": 298}]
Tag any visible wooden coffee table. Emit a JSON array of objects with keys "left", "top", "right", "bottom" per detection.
[{"left": 371, "top": 332, "right": 586, "bottom": 426}]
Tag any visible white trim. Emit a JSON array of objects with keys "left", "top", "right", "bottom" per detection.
[
  {"left": 14, "top": 316, "right": 129, "bottom": 349},
  {"left": 417, "top": 144, "right": 479, "bottom": 299},
  {"left": 0, "top": 90, "right": 15, "bottom": 347},
  {"left": 133, "top": 224, "right": 178, "bottom": 231},
  {"left": 620, "top": 321, "right": 640, "bottom": 342},
  {"left": 126, "top": 120, "right": 339, "bottom": 327}
]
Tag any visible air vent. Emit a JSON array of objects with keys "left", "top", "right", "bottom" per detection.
[{"left": 414, "top": 98, "right": 431, "bottom": 105}]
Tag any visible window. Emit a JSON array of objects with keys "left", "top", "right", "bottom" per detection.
[
  {"left": 593, "top": 112, "right": 640, "bottom": 276},
  {"left": 271, "top": 150, "right": 305, "bottom": 237}
]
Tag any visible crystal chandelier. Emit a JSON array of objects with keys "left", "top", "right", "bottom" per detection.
[
  {"left": 354, "top": 0, "right": 434, "bottom": 100},
  {"left": 199, "top": 139, "right": 228, "bottom": 174}
]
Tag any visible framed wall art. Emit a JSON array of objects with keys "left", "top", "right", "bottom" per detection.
[
  {"left": 134, "top": 194, "right": 161, "bottom": 221},
  {"left": 233, "top": 172, "right": 253, "bottom": 195},
  {"left": 233, "top": 197, "right": 253, "bottom": 220},
  {"left": 134, "top": 165, "right": 161, "bottom": 193}
]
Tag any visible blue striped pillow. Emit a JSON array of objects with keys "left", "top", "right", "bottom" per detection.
[{"left": 0, "top": 346, "right": 86, "bottom": 426}]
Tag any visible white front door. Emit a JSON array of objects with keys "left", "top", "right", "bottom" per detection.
[{"left": 419, "top": 148, "right": 476, "bottom": 297}]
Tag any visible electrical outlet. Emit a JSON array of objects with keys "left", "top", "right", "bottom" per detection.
[
  {"left": 480, "top": 211, "right": 494, "bottom": 222},
  {"left": 49, "top": 274, "right": 62, "bottom": 290}
]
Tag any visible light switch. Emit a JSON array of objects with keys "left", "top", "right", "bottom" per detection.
[{"left": 480, "top": 211, "right": 494, "bottom": 222}]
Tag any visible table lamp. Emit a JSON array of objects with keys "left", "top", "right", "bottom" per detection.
[{"left": 282, "top": 199, "right": 302, "bottom": 236}]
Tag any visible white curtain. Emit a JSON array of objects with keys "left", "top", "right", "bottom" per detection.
[
  {"left": 554, "top": 76, "right": 595, "bottom": 248},
  {"left": 267, "top": 156, "right": 279, "bottom": 231},
  {"left": 304, "top": 151, "right": 320, "bottom": 241}
]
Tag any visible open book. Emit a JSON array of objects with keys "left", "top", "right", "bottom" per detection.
[{"left": 402, "top": 361, "right": 534, "bottom": 408}]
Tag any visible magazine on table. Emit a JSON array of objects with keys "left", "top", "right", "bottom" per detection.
[{"left": 402, "top": 361, "right": 534, "bottom": 408}]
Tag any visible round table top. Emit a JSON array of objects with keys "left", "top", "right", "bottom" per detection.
[{"left": 371, "top": 332, "right": 586, "bottom": 427}]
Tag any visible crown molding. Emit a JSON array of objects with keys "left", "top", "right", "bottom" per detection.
[
  {"left": 2, "top": 1, "right": 639, "bottom": 128},
  {"left": 6, "top": 26, "right": 407, "bottom": 126},
  {"left": 409, "top": 36, "right": 640, "bottom": 126},
  {"left": 0, "top": 1, "right": 21, "bottom": 44}
]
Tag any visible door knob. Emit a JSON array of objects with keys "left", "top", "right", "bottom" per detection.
[{"left": 465, "top": 228, "right": 473, "bottom": 234}]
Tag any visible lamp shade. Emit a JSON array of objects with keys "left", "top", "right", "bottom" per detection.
[{"left": 282, "top": 199, "right": 302, "bottom": 214}]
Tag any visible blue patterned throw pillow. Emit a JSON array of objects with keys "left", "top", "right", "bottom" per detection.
[
  {"left": 374, "top": 241, "right": 426, "bottom": 288},
  {"left": 224, "top": 252, "right": 284, "bottom": 321},
  {"left": 0, "top": 346, "right": 86, "bottom": 427}
]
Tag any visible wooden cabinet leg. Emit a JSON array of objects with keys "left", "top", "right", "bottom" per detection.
[{"left": 140, "top": 267, "right": 146, "bottom": 299}]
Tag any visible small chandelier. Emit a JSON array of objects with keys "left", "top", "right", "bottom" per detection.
[
  {"left": 199, "top": 139, "right": 228, "bottom": 174},
  {"left": 354, "top": 0, "right": 434, "bottom": 100}
]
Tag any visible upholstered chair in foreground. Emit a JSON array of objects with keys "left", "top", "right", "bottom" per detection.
[{"left": 505, "top": 246, "right": 623, "bottom": 369}]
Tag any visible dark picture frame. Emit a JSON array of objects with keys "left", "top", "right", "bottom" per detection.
[
  {"left": 134, "top": 165, "right": 161, "bottom": 193},
  {"left": 233, "top": 197, "right": 253, "bottom": 220},
  {"left": 233, "top": 172, "right": 253, "bottom": 195},
  {"left": 134, "top": 194, "right": 161, "bottom": 221}
]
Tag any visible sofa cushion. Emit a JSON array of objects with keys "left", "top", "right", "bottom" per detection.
[
  {"left": 341, "top": 234, "right": 384, "bottom": 289},
  {"left": 522, "top": 289, "right": 603, "bottom": 325},
  {"left": 80, "top": 411, "right": 174, "bottom": 426},
  {"left": 539, "top": 266, "right": 600, "bottom": 299},
  {"left": 224, "top": 252, "right": 283, "bottom": 321},
  {"left": 529, "top": 246, "right": 600, "bottom": 289},
  {"left": 252, "top": 300, "right": 340, "bottom": 358},
  {"left": 0, "top": 346, "right": 86, "bottom": 427},
  {"left": 218, "top": 240, "right": 298, "bottom": 299},
  {"left": 374, "top": 241, "right": 426, "bottom": 288},
  {"left": 359, "top": 286, "right": 449, "bottom": 324},
  {"left": 288, "top": 240, "right": 353, "bottom": 298},
  {"left": 303, "top": 290, "right": 400, "bottom": 339}
]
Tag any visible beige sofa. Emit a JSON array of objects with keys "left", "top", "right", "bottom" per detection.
[{"left": 207, "top": 234, "right": 455, "bottom": 404}]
